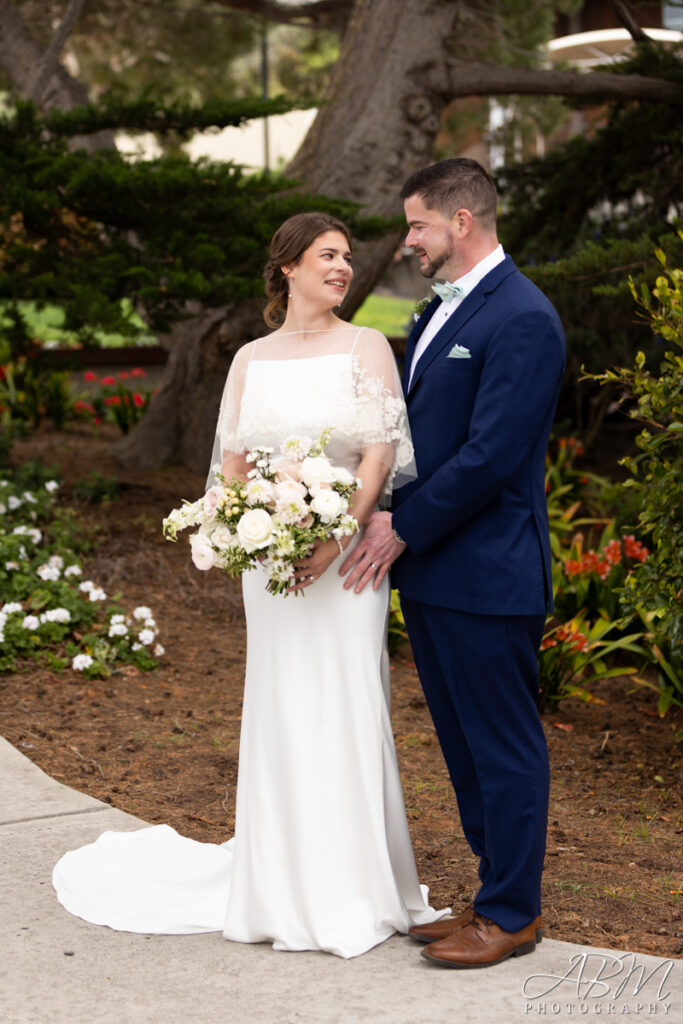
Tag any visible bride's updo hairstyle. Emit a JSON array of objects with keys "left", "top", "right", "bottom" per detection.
[{"left": 264, "top": 211, "right": 353, "bottom": 327}]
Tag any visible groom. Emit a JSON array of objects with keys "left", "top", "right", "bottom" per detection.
[{"left": 341, "top": 158, "right": 565, "bottom": 968}]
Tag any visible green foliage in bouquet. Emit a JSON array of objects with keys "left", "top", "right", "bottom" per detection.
[{"left": 164, "top": 430, "right": 359, "bottom": 596}]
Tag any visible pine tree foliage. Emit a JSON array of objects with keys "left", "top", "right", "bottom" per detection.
[
  {"left": 498, "top": 45, "right": 683, "bottom": 264},
  {"left": 0, "top": 98, "right": 386, "bottom": 346}
]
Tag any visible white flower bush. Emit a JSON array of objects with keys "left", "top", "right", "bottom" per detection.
[{"left": 0, "top": 465, "right": 164, "bottom": 678}]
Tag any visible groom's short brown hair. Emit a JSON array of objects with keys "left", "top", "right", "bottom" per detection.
[{"left": 401, "top": 158, "right": 497, "bottom": 231}]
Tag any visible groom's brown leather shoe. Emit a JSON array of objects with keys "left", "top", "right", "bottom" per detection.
[
  {"left": 409, "top": 907, "right": 543, "bottom": 944},
  {"left": 409, "top": 905, "right": 476, "bottom": 943},
  {"left": 421, "top": 913, "right": 537, "bottom": 969}
]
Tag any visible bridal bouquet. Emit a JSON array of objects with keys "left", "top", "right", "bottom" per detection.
[{"left": 163, "top": 430, "right": 359, "bottom": 596}]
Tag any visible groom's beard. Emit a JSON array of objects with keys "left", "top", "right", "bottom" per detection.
[{"left": 416, "top": 240, "right": 454, "bottom": 279}]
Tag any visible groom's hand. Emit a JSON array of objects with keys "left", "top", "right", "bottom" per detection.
[{"left": 339, "top": 511, "right": 406, "bottom": 593}]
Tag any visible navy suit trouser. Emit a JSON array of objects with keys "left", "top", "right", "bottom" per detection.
[{"left": 400, "top": 597, "right": 549, "bottom": 933}]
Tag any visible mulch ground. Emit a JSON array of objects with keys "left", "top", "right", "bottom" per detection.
[{"left": 1, "top": 424, "right": 682, "bottom": 958}]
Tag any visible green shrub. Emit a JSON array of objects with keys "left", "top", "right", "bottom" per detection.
[{"left": 587, "top": 238, "right": 683, "bottom": 716}]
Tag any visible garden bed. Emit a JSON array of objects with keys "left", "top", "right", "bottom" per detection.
[{"left": 1, "top": 423, "right": 681, "bottom": 958}]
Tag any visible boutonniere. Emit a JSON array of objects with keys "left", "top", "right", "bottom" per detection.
[{"left": 412, "top": 296, "right": 431, "bottom": 322}]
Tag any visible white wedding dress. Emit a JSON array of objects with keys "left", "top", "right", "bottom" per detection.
[{"left": 53, "top": 326, "right": 447, "bottom": 958}]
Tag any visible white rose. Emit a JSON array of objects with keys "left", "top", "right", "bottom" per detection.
[
  {"left": 310, "top": 490, "right": 345, "bottom": 523},
  {"left": 332, "top": 466, "right": 355, "bottom": 486},
  {"left": 300, "top": 456, "right": 335, "bottom": 488},
  {"left": 236, "top": 508, "right": 274, "bottom": 553},
  {"left": 211, "top": 525, "right": 235, "bottom": 551},
  {"left": 190, "top": 532, "right": 216, "bottom": 571}
]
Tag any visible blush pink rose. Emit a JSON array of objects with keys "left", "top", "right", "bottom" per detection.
[
  {"left": 274, "top": 479, "right": 307, "bottom": 502},
  {"left": 273, "top": 459, "right": 302, "bottom": 483},
  {"left": 203, "top": 485, "right": 224, "bottom": 518}
]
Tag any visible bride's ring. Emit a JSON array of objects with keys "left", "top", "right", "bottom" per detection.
[
  {"left": 307, "top": 575, "right": 314, "bottom": 581},
  {"left": 370, "top": 563, "right": 377, "bottom": 570}
]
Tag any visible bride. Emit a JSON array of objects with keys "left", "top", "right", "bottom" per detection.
[{"left": 53, "top": 211, "right": 447, "bottom": 958}]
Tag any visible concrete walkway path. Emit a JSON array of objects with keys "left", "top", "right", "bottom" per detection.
[{"left": 1, "top": 735, "right": 679, "bottom": 1024}]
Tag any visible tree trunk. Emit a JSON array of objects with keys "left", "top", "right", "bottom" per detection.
[
  {"left": 115, "top": 0, "right": 464, "bottom": 470},
  {"left": 0, "top": 0, "right": 113, "bottom": 150},
  {"left": 110, "top": 301, "right": 265, "bottom": 471}
]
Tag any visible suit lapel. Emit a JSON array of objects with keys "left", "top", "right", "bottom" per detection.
[
  {"left": 402, "top": 296, "right": 441, "bottom": 393},
  {"left": 408, "top": 256, "right": 517, "bottom": 394}
]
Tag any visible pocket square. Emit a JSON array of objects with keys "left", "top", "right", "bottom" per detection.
[{"left": 448, "top": 344, "right": 471, "bottom": 359}]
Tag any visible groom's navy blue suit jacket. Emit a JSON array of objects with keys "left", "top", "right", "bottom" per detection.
[{"left": 391, "top": 255, "right": 565, "bottom": 616}]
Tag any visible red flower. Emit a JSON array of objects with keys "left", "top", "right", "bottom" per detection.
[
  {"left": 104, "top": 395, "right": 121, "bottom": 406},
  {"left": 83, "top": 370, "right": 98, "bottom": 382},
  {"left": 130, "top": 367, "right": 146, "bottom": 378},
  {"left": 118, "top": 371, "right": 130, "bottom": 380},
  {"left": 0, "top": 366, "right": 7, "bottom": 381},
  {"left": 73, "top": 399, "right": 95, "bottom": 415},
  {"left": 100, "top": 375, "right": 116, "bottom": 387},
  {"left": 623, "top": 535, "right": 649, "bottom": 562},
  {"left": 132, "top": 392, "right": 145, "bottom": 408},
  {"left": 93, "top": 417, "right": 102, "bottom": 425}
]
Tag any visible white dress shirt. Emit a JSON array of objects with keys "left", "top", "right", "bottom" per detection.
[{"left": 408, "top": 244, "right": 506, "bottom": 388}]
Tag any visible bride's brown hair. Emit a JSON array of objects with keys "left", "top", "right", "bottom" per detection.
[{"left": 263, "top": 212, "right": 353, "bottom": 327}]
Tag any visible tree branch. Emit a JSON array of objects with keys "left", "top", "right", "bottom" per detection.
[
  {"left": 30, "top": 0, "right": 89, "bottom": 104},
  {"left": 0, "top": 0, "right": 113, "bottom": 150},
  {"left": 207, "top": 0, "right": 353, "bottom": 33},
  {"left": 609, "top": 0, "right": 652, "bottom": 44},
  {"left": 437, "top": 59, "right": 682, "bottom": 103}
]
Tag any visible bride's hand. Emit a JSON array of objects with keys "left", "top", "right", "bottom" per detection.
[{"left": 288, "top": 538, "right": 342, "bottom": 593}]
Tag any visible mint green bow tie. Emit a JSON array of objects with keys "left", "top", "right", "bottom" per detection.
[{"left": 431, "top": 281, "right": 465, "bottom": 303}]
